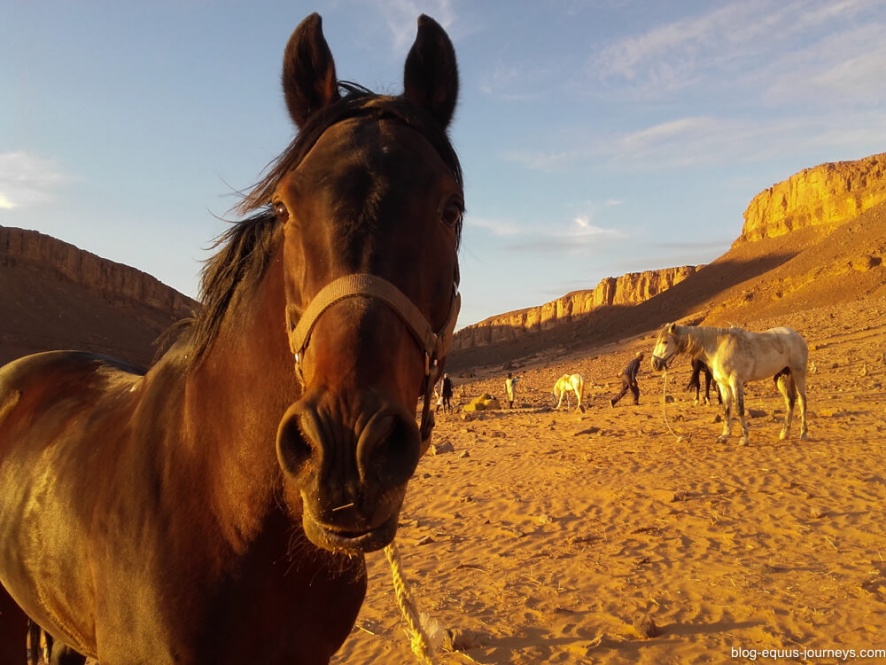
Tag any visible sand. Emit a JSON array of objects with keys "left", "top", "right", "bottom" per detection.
[{"left": 332, "top": 298, "right": 886, "bottom": 664}]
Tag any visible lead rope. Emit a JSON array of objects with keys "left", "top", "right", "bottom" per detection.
[
  {"left": 660, "top": 371, "right": 686, "bottom": 443},
  {"left": 384, "top": 540, "right": 439, "bottom": 665}
]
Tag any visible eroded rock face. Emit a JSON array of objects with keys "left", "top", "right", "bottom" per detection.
[
  {"left": 0, "top": 226, "right": 197, "bottom": 366},
  {"left": 452, "top": 266, "right": 698, "bottom": 350},
  {"left": 0, "top": 226, "right": 195, "bottom": 315},
  {"left": 739, "top": 153, "right": 886, "bottom": 243}
]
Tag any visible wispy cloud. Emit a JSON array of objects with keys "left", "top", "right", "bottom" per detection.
[
  {"left": 370, "top": 0, "right": 457, "bottom": 51},
  {"left": 478, "top": 60, "right": 555, "bottom": 101},
  {"left": 469, "top": 215, "right": 528, "bottom": 237},
  {"left": 470, "top": 210, "right": 624, "bottom": 257},
  {"left": 590, "top": 0, "right": 885, "bottom": 102},
  {"left": 0, "top": 151, "right": 70, "bottom": 210},
  {"left": 504, "top": 110, "right": 886, "bottom": 173}
]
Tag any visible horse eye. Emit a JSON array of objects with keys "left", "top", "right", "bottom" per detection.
[
  {"left": 273, "top": 200, "right": 288, "bottom": 218},
  {"left": 441, "top": 199, "right": 463, "bottom": 228}
]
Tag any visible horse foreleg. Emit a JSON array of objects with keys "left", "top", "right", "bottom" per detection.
[
  {"left": 717, "top": 386, "right": 732, "bottom": 443},
  {"left": 734, "top": 383, "right": 749, "bottom": 446},
  {"left": 776, "top": 374, "right": 795, "bottom": 441},
  {"left": 795, "top": 372, "right": 809, "bottom": 440}
]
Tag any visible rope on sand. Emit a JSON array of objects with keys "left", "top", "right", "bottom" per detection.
[
  {"left": 660, "top": 371, "right": 687, "bottom": 443},
  {"left": 384, "top": 540, "right": 438, "bottom": 665}
]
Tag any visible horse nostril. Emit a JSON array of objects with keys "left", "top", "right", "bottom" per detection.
[
  {"left": 276, "top": 405, "right": 313, "bottom": 478},
  {"left": 359, "top": 412, "right": 421, "bottom": 489}
]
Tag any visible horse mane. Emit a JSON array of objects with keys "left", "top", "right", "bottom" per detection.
[
  {"left": 674, "top": 324, "right": 735, "bottom": 357},
  {"left": 173, "top": 83, "right": 464, "bottom": 366}
]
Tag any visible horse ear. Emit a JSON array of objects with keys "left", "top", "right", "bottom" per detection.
[
  {"left": 403, "top": 15, "right": 459, "bottom": 129},
  {"left": 282, "top": 13, "right": 341, "bottom": 129}
]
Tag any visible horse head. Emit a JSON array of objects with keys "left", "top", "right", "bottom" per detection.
[
  {"left": 651, "top": 323, "right": 679, "bottom": 372},
  {"left": 270, "top": 14, "right": 462, "bottom": 554}
]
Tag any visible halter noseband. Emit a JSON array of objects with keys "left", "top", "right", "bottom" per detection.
[
  {"left": 284, "top": 272, "right": 461, "bottom": 443},
  {"left": 652, "top": 330, "right": 680, "bottom": 371}
]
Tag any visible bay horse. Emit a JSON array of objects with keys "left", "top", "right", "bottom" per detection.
[
  {"left": 0, "top": 13, "right": 462, "bottom": 664},
  {"left": 651, "top": 323, "right": 808, "bottom": 446},
  {"left": 686, "top": 358, "right": 721, "bottom": 406},
  {"left": 553, "top": 373, "right": 585, "bottom": 412}
]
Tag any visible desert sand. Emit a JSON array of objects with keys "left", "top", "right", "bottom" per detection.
[{"left": 331, "top": 296, "right": 886, "bottom": 664}]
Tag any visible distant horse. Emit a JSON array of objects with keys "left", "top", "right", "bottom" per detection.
[
  {"left": 652, "top": 323, "right": 808, "bottom": 445},
  {"left": 0, "top": 13, "right": 462, "bottom": 664},
  {"left": 686, "top": 358, "right": 721, "bottom": 406},
  {"left": 553, "top": 373, "right": 585, "bottom": 412}
]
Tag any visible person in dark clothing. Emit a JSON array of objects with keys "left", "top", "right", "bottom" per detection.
[
  {"left": 610, "top": 352, "right": 644, "bottom": 407},
  {"left": 441, "top": 373, "right": 453, "bottom": 413}
]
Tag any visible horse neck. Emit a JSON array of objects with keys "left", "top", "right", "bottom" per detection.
[
  {"left": 679, "top": 325, "right": 729, "bottom": 360},
  {"left": 183, "top": 250, "right": 298, "bottom": 543}
]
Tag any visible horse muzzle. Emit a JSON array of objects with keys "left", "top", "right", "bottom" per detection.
[
  {"left": 275, "top": 393, "right": 421, "bottom": 553},
  {"left": 651, "top": 355, "right": 670, "bottom": 372}
]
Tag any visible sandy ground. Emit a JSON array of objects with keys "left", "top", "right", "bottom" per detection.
[{"left": 332, "top": 297, "right": 886, "bottom": 664}]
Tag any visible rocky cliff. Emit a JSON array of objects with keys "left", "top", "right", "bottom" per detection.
[
  {"left": 0, "top": 226, "right": 197, "bottom": 366},
  {"left": 739, "top": 152, "right": 886, "bottom": 243},
  {"left": 0, "top": 226, "right": 195, "bottom": 315},
  {"left": 452, "top": 266, "right": 698, "bottom": 350}
]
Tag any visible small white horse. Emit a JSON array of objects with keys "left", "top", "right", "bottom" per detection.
[
  {"left": 553, "top": 373, "right": 585, "bottom": 412},
  {"left": 651, "top": 323, "right": 808, "bottom": 446}
]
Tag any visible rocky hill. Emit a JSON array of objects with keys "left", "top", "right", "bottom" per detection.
[
  {"left": 0, "top": 226, "right": 197, "bottom": 367},
  {"left": 449, "top": 153, "right": 886, "bottom": 371},
  {"left": 452, "top": 266, "right": 699, "bottom": 350},
  {"left": 739, "top": 152, "right": 886, "bottom": 242}
]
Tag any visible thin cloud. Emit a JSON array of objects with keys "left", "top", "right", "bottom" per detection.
[
  {"left": 0, "top": 151, "right": 71, "bottom": 210},
  {"left": 506, "top": 221, "right": 625, "bottom": 255},
  {"left": 504, "top": 111, "right": 886, "bottom": 173},
  {"left": 469, "top": 215, "right": 528, "bottom": 237},
  {"left": 371, "top": 0, "right": 457, "bottom": 51},
  {"left": 590, "top": 0, "right": 884, "bottom": 100}
]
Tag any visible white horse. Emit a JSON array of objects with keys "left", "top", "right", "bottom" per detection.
[
  {"left": 651, "top": 323, "right": 808, "bottom": 446},
  {"left": 553, "top": 373, "right": 585, "bottom": 412}
]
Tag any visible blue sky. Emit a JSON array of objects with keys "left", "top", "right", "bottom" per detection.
[{"left": 3, "top": 1, "right": 885, "bottom": 328}]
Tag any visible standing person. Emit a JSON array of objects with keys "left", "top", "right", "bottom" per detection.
[
  {"left": 441, "top": 373, "right": 454, "bottom": 413},
  {"left": 610, "top": 352, "right": 644, "bottom": 407},
  {"left": 504, "top": 372, "right": 519, "bottom": 409}
]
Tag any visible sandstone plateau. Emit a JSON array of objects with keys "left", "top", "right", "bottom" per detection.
[
  {"left": 451, "top": 266, "right": 699, "bottom": 351},
  {"left": 739, "top": 152, "right": 886, "bottom": 243},
  {"left": 0, "top": 226, "right": 196, "bottom": 367}
]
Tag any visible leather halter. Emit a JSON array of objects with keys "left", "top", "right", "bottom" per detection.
[
  {"left": 652, "top": 331, "right": 680, "bottom": 371},
  {"left": 284, "top": 272, "right": 461, "bottom": 443}
]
